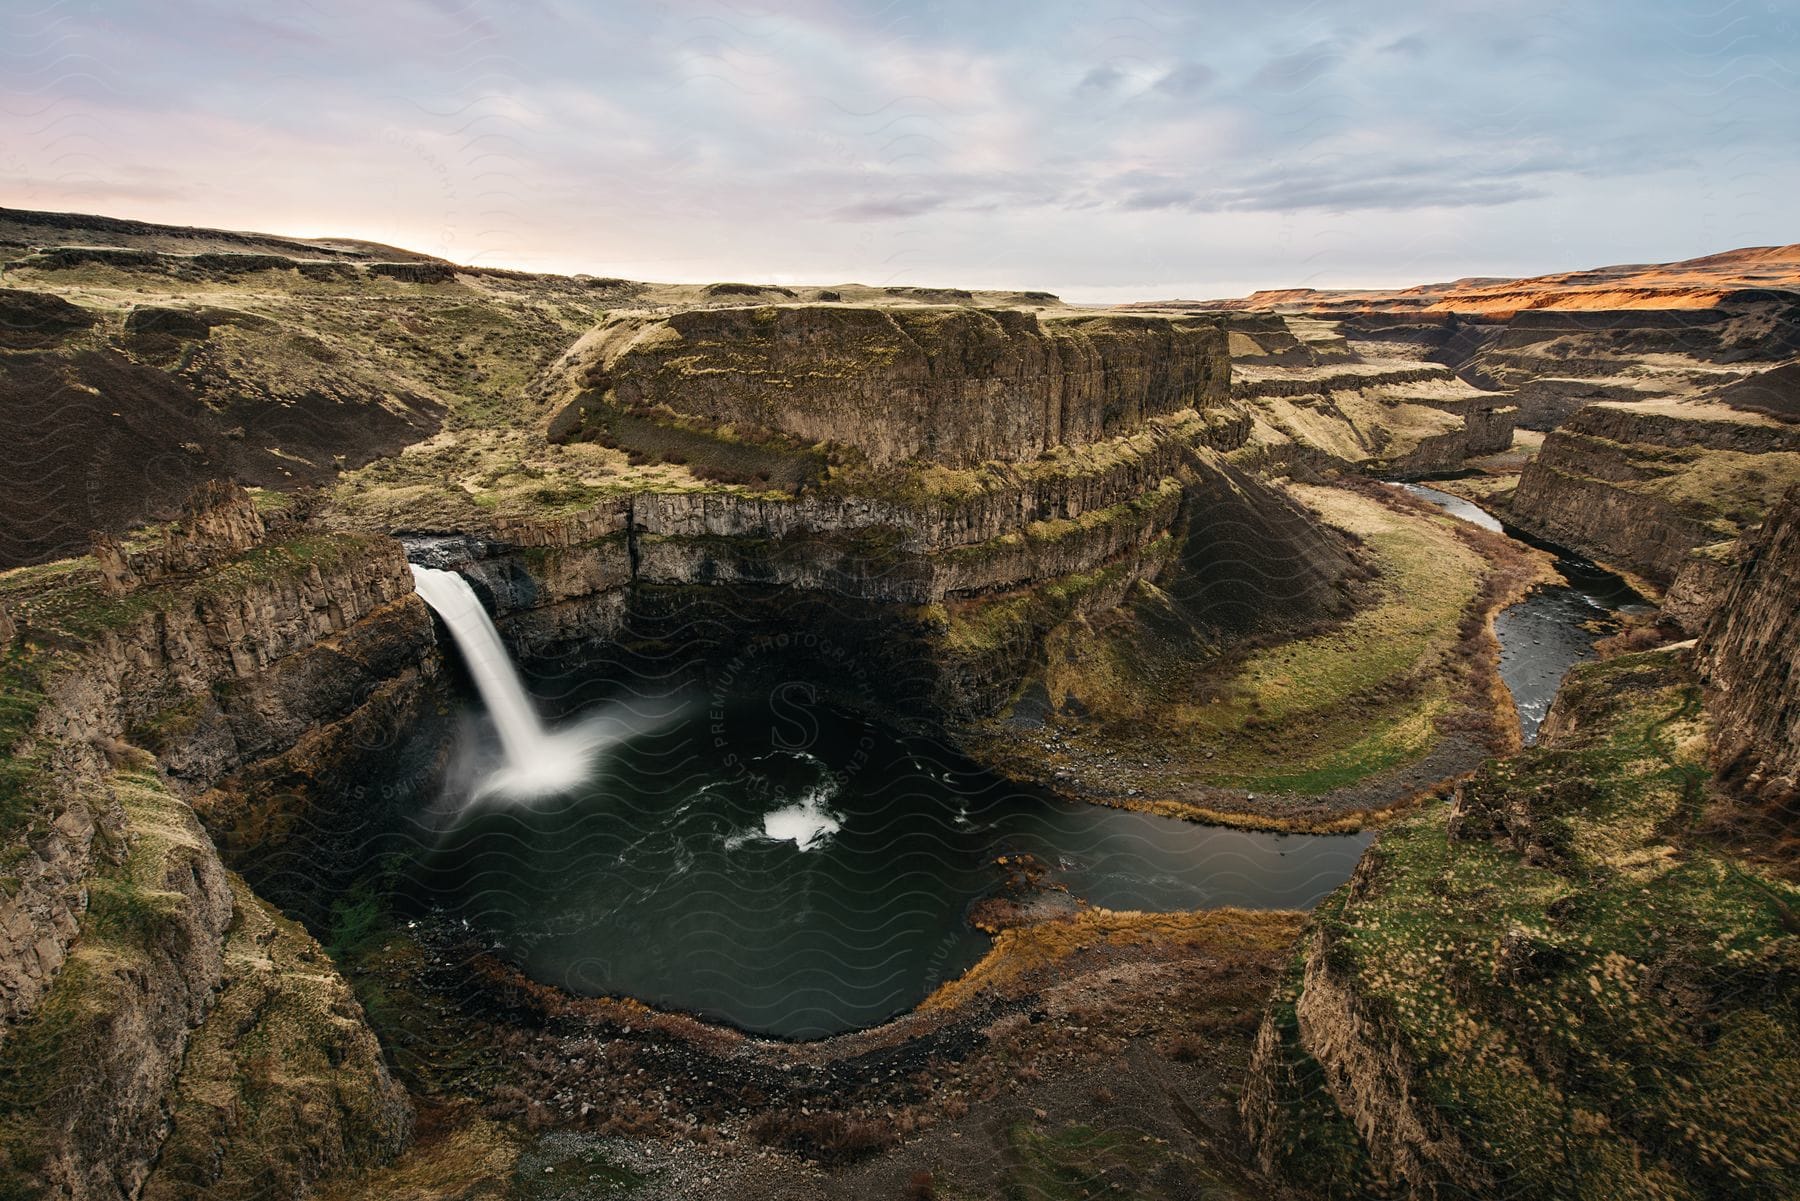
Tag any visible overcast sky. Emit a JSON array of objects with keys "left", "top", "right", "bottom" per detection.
[{"left": 5, "top": 1, "right": 1796, "bottom": 300}]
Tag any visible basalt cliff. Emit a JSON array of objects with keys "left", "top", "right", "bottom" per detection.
[
  {"left": 0, "top": 489, "right": 426, "bottom": 1199},
  {"left": 0, "top": 210, "right": 1797, "bottom": 1200},
  {"left": 1697, "top": 486, "right": 1800, "bottom": 813},
  {"left": 1189, "top": 245, "right": 1800, "bottom": 629}
]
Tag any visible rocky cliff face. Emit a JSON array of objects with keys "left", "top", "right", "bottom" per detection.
[
  {"left": 1508, "top": 399, "right": 1800, "bottom": 586},
  {"left": 545, "top": 305, "right": 1230, "bottom": 468},
  {"left": 1697, "top": 486, "right": 1800, "bottom": 811},
  {"left": 420, "top": 409, "right": 1346, "bottom": 743},
  {"left": 423, "top": 406, "right": 1242, "bottom": 624},
  {"left": 1219, "top": 312, "right": 1516, "bottom": 478},
  {"left": 1426, "top": 305, "right": 1800, "bottom": 430},
  {"left": 1659, "top": 539, "right": 1743, "bottom": 632},
  {"left": 0, "top": 509, "right": 423, "bottom": 1199},
  {"left": 1243, "top": 648, "right": 1800, "bottom": 1200}
]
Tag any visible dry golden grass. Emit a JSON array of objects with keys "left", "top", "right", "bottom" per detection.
[{"left": 920, "top": 906, "right": 1305, "bottom": 1012}]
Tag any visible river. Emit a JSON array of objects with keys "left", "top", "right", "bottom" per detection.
[{"left": 1394, "top": 482, "right": 1649, "bottom": 742}]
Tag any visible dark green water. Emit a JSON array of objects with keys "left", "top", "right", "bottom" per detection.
[
  {"left": 404, "top": 481, "right": 1645, "bottom": 1039},
  {"left": 408, "top": 687, "right": 1370, "bottom": 1039}
]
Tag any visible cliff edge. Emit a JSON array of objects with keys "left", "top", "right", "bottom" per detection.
[{"left": 1697, "top": 486, "right": 1800, "bottom": 813}]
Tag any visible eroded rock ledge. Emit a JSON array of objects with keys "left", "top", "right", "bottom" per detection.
[
  {"left": 545, "top": 305, "right": 1231, "bottom": 468},
  {"left": 1698, "top": 486, "right": 1800, "bottom": 810},
  {"left": 1509, "top": 400, "right": 1800, "bottom": 590}
]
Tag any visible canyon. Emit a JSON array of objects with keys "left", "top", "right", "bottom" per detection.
[{"left": 0, "top": 208, "right": 1795, "bottom": 1200}]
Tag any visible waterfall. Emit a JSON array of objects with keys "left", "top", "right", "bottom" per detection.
[
  {"left": 411, "top": 563, "right": 610, "bottom": 800},
  {"left": 409, "top": 563, "right": 696, "bottom": 804},
  {"left": 410, "top": 565, "right": 549, "bottom": 765}
]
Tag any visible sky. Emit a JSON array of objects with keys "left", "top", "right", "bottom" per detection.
[{"left": 4, "top": 0, "right": 1797, "bottom": 301}]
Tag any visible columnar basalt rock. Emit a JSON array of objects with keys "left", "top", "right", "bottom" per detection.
[
  {"left": 84, "top": 480, "right": 270, "bottom": 598},
  {"left": 137, "top": 874, "right": 412, "bottom": 1201},
  {"left": 159, "top": 478, "right": 266, "bottom": 569},
  {"left": 89, "top": 530, "right": 140, "bottom": 595},
  {"left": 546, "top": 305, "right": 1232, "bottom": 468},
  {"left": 1509, "top": 400, "right": 1800, "bottom": 585},
  {"left": 1661, "top": 539, "right": 1743, "bottom": 632},
  {"left": 450, "top": 414, "right": 1252, "bottom": 624}
]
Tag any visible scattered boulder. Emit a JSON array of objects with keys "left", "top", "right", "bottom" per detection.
[{"left": 0, "top": 287, "right": 95, "bottom": 348}]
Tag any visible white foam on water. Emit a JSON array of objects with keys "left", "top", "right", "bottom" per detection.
[
  {"left": 727, "top": 786, "right": 843, "bottom": 852},
  {"left": 469, "top": 717, "right": 609, "bottom": 801}
]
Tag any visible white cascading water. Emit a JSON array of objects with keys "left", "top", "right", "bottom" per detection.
[
  {"left": 410, "top": 564, "right": 603, "bottom": 800},
  {"left": 409, "top": 565, "right": 546, "bottom": 765}
]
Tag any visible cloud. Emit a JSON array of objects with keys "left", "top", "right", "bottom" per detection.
[
  {"left": 1075, "top": 64, "right": 1126, "bottom": 94},
  {"left": 1115, "top": 150, "right": 1556, "bottom": 215},
  {"left": 1153, "top": 62, "right": 1215, "bottom": 97},
  {"left": 3, "top": 0, "right": 1795, "bottom": 296},
  {"left": 831, "top": 194, "right": 951, "bottom": 221},
  {"left": 1250, "top": 40, "right": 1343, "bottom": 91}
]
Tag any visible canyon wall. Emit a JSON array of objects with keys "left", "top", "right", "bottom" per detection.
[
  {"left": 1697, "top": 486, "right": 1800, "bottom": 809},
  {"left": 441, "top": 442, "right": 1302, "bottom": 727},
  {"left": 0, "top": 513, "right": 426, "bottom": 1199},
  {"left": 546, "top": 305, "right": 1231, "bottom": 468},
  {"left": 1508, "top": 399, "right": 1800, "bottom": 587},
  {"left": 1220, "top": 312, "right": 1516, "bottom": 478},
  {"left": 1186, "top": 249, "right": 1800, "bottom": 430},
  {"left": 1442, "top": 305, "right": 1800, "bottom": 429}
]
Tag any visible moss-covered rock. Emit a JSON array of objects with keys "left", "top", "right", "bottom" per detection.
[
  {"left": 1244, "top": 648, "right": 1800, "bottom": 1199},
  {"left": 0, "top": 527, "right": 437, "bottom": 1200},
  {"left": 0, "top": 771, "right": 232, "bottom": 1201},
  {"left": 139, "top": 874, "right": 410, "bottom": 1201}
]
